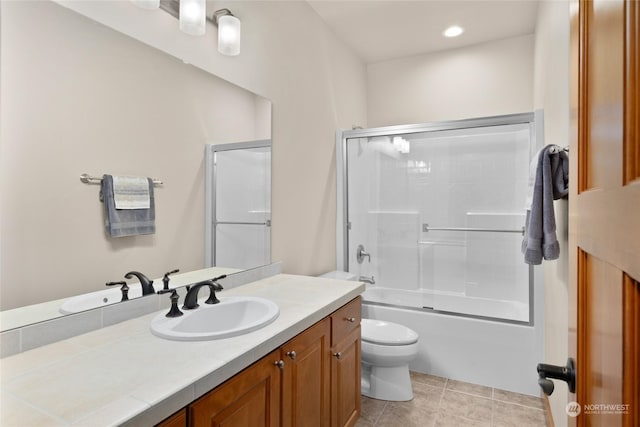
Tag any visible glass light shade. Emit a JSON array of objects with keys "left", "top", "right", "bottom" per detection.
[
  {"left": 218, "top": 15, "right": 241, "bottom": 56},
  {"left": 180, "top": 0, "right": 206, "bottom": 36},
  {"left": 132, "top": 0, "right": 160, "bottom": 10}
]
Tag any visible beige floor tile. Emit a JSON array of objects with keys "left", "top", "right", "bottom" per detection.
[
  {"left": 355, "top": 419, "right": 375, "bottom": 427},
  {"left": 357, "top": 375, "right": 545, "bottom": 427},
  {"left": 445, "top": 379, "right": 493, "bottom": 398},
  {"left": 492, "top": 399, "right": 546, "bottom": 427},
  {"left": 376, "top": 401, "right": 437, "bottom": 427},
  {"left": 438, "top": 390, "right": 493, "bottom": 423},
  {"left": 410, "top": 371, "right": 447, "bottom": 389},
  {"left": 434, "top": 412, "right": 491, "bottom": 427},
  {"left": 492, "top": 388, "right": 544, "bottom": 410},
  {"left": 360, "top": 396, "right": 387, "bottom": 425},
  {"left": 410, "top": 382, "right": 445, "bottom": 412}
]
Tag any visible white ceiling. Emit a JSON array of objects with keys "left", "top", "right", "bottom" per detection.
[{"left": 307, "top": 1, "right": 539, "bottom": 64}]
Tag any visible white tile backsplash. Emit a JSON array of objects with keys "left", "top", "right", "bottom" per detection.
[
  {"left": 21, "top": 310, "right": 102, "bottom": 353},
  {"left": 1, "top": 262, "right": 283, "bottom": 358},
  {"left": 0, "top": 329, "right": 20, "bottom": 358}
]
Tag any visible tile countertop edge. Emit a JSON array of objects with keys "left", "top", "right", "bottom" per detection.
[{"left": 85, "top": 275, "right": 364, "bottom": 426}]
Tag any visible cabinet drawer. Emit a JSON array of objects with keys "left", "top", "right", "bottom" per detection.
[{"left": 330, "top": 297, "right": 361, "bottom": 346}]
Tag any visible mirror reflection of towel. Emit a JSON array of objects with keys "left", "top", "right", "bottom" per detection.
[
  {"left": 112, "top": 175, "right": 150, "bottom": 209},
  {"left": 522, "top": 145, "right": 569, "bottom": 264},
  {"left": 100, "top": 174, "right": 155, "bottom": 237}
]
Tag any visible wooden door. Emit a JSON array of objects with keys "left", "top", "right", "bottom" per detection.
[
  {"left": 569, "top": 1, "right": 640, "bottom": 426},
  {"left": 189, "top": 349, "right": 282, "bottom": 427},
  {"left": 281, "top": 318, "right": 331, "bottom": 427}
]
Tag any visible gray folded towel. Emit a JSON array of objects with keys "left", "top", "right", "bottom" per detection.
[
  {"left": 100, "top": 174, "right": 156, "bottom": 237},
  {"left": 522, "top": 145, "right": 569, "bottom": 264}
]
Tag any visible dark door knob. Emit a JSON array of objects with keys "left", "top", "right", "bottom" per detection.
[{"left": 536, "top": 358, "right": 576, "bottom": 395}]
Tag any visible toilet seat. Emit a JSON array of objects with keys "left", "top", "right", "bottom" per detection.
[{"left": 361, "top": 319, "right": 418, "bottom": 346}]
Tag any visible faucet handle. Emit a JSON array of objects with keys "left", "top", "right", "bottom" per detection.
[
  {"left": 106, "top": 281, "right": 129, "bottom": 301},
  {"left": 211, "top": 274, "right": 227, "bottom": 282},
  {"left": 162, "top": 269, "right": 180, "bottom": 291},
  {"left": 158, "top": 288, "right": 184, "bottom": 318}
]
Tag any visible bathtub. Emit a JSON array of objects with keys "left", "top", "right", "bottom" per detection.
[
  {"left": 362, "top": 286, "right": 529, "bottom": 323},
  {"left": 361, "top": 285, "right": 543, "bottom": 396}
]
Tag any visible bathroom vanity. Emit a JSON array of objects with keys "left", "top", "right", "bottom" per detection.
[
  {"left": 160, "top": 296, "right": 362, "bottom": 427},
  {"left": 0, "top": 274, "right": 364, "bottom": 426}
]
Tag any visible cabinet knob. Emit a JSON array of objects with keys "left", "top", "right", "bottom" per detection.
[
  {"left": 274, "top": 360, "right": 284, "bottom": 369},
  {"left": 286, "top": 351, "right": 297, "bottom": 360},
  {"left": 345, "top": 317, "right": 356, "bottom": 323},
  {"left": 333, "top": 352, "right": 342, "bottom": 360}
]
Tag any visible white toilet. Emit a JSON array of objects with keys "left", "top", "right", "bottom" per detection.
[
  {"left": 318, "top": 271, "right": 419, "bottom": 402},
  {"left": 360, "top": 318, "right": 419, "bottom": 401}
]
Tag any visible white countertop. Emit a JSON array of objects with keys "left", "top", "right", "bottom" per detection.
[{"left": 0, "top": 274, "right": 364, "bottom": 426}]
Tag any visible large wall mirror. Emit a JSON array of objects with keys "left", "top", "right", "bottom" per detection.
[{"left": 0, "top": 1, "right": 271, "bottom": 331}]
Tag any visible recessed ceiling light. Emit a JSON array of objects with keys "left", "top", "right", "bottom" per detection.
[{"left": 443, "top": 25, "right": 464, "bottom": 38}]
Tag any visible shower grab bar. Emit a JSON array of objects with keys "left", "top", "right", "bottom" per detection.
[
  {"left": 216, "top": 220, "right": 271, "bottom": 227},
  {"left": 422, "top": 224, "right": 525, "bottom": 235}
]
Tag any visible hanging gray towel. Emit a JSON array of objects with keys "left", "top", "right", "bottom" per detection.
[
  {"left": 100, "top": 174, "right": 156, "bottom": 237},
  {"left": 522, "top": 145, "right": 569, "bottom": 264}
]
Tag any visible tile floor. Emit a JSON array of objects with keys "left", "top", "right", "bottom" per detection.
[{"left": 356, "top": 372, "right": 549, "bottom": 427}]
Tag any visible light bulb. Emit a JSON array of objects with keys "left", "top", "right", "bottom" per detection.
[
  {"left": 443, "top": 25, "right": 464, "bottom": 38},
  {"left": 180, "top": 0, "right": 206, "bottom": 36},
  {"left": 218, "top": 15, "right": 241, "bottom": 56}
]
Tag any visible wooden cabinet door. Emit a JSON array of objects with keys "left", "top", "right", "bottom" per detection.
[
  {"left": 569, "top": 0, "right": 640, "bottom": 426},
  {"left": 156, "top": 408, "right": 187, "bottom": 427},
  {"left": 331, "top": 327, "right": 361, "bottom": 427},
  {"left": 189, "top": 349, "right": 282, "bottom": 427},
  {"left": 281, "top": 318, "right": 331, "bottom": 427}
]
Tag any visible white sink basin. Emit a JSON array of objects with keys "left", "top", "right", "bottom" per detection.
[
  {"left": 150, "top": 296, "right": 280, "bottom": 341},
  {"left": 59, "top": 287, "right": 145, "bottom": 314}
]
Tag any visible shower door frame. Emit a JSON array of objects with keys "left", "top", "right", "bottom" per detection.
[
  {"left": 336, "top": 111, "right": 543, "bottom": 325},
  {"left": 205, "top": 139, "right": 272, "bottom": 268}
]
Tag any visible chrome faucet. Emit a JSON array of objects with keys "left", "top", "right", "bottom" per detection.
[
  {"left": 356, "top": 244, "right": 371, "bottom": 264},
  {"left": 182, "top": 278, "right": 225, "bottom": 310},
  {"left": 124, "top": 271, "right": 155, "bottom": 296},
  {"left": 359, "top": 275, "right": 375, "bottom": 285}
]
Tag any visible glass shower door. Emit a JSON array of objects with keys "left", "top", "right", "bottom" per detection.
[
  {"left": 346, "top": 135, "right": 434, "bottom": 309},
  {"left": 345, "top": 117, "right": 534, "bottom": 323},
  {"left": 206, "top": 142, "right": 271, "bottom": 269}
]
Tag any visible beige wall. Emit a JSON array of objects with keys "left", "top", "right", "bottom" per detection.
[
  {"left": 533, "top": 1, "right": 571, "bottom": 425},
  {"left": 0, "top": 1, "right": 268, "bottom": 309},
  {"left": 0, "top": 0, "right": 367, "bottom": 309},
  {"left": 366, "top": 34, "right": 534, "bottom": 126}
]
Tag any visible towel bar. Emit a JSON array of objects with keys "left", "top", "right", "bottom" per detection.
[
  {"left": 422, "top": 224, "right": 525, "bottom": 235},
  {"left": 80, "top": 173, "right": 163, "bottom": 186}
]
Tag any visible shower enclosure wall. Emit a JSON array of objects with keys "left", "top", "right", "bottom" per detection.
[{"left": 337, "top": 112, "right": 544, "bottom": 395}]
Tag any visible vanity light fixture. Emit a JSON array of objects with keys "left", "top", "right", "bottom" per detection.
[
  {"left": 443, "top": 25, "right": 464, "bottom": 38},
  {"left": 179, "top": 0, "right": 206, "bottom": 36},
  {"left": 132, "top": 0, "right": 160, "bottom": 10},
  {"left": 214, "top": 9, "right": 241, "bottom": 56},
  {"left": 152, "top": 1, "right": 242, "bottom": 56}
]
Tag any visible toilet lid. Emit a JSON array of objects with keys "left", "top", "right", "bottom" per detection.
[{"left": 360, "top": 318, "right": 419, "bottom": 346}]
